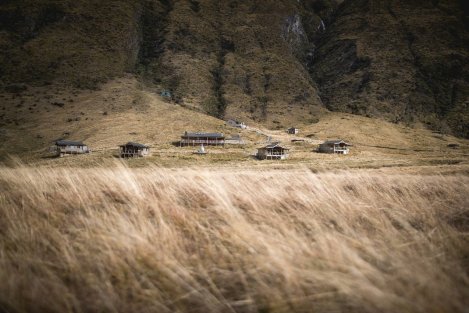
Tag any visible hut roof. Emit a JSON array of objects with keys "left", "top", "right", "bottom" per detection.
[
  {"left": 322, "top": 139, "right": 351, "bottom": 145},
  {"left": 119, "top": 142, "right": 149, "bottom": 148},
  {"left": 55, "top": 140, "right": 86, "bottom": 146},
  {"left": 183, "top": 132, "right": 224, "bottom": 138}
]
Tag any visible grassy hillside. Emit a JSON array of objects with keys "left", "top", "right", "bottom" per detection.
[
  {"left": 0, "top": 75, "right": 287, "bottom": 168},
  {"left": 0, "top": 76, "right": 468, "bottom": 169},
  {"left": 0, "top": 166, "right": 468, "bottom": 313},
  {"left": 0, "top": 76, "right": 230, "bottom": 157}
]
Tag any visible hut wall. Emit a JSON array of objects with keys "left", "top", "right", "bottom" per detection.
[
  {"left": 257, "top": 148, "right": 289, "bottom": 160},
  {"left": 318, "top": 144, "right": 349, "bottom": 154},
  {"left": 56, "top": 145, "right": 89, "bottom": 156},
  {"left": 120, "top": 147, "right": 150, "bottom": 158},
  {"left": 318, "top": 144, "right": 334, "bottom": 153},
  {"left": 257, "top": 148, "right": 267, "bottom": 159},
  {"left": 180, "top": 138, "right": 225, "bottom": 146}
]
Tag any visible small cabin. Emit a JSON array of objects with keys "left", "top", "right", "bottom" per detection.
[
  {"left": 160, "top": 90, "right": 172, "bottom": 99},
  {"left": 287, "top": 127, "right": 299, "bottom": 135},
  {"left": 54, "top": 140, "right": 90, "bottom": 157},
  {"left": 180, "top": 132, "right": 225, "bottom": 146},
  {"left": 257, "top": 143, "right": 290, "bottom": 160},
  {"left": 318, "top": 140, "right": 351, "bottom": 154},
  {"left": 227, "top": 119, "right": 247, "bottom": 129},
  {"left": 119, "top": 142, "right": 150, "bottom": 158}
]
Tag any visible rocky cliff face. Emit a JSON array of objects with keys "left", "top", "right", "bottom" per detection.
[
  {"left": 145, "top": 0, "right": 332, "bottom": 127},
  {"left": 0, "top": 0, "right": 468, "bottom": 136},
  {"left": 311, "top": 0, "right": 469, "bottom": 137}
]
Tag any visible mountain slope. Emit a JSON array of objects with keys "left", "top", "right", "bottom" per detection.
[
  {"left": 0, "top": 0, "right": 141, "bottom": 88},
  {"left": 0, "top": 0, "right": 468, "bottom": 137},
  {"left": 311, "top": 0, "right": 469, "bottom": 137},
  {"left": 143, "top": 0, "right": 330, "bottom": 127}
]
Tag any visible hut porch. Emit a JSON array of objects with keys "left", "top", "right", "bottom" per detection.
[
  {"left": 180, "top": 132, "right": 225, "bottom": 146},
  {"left": 257, "top": 143, "right": 290, "bottom": 160},
  {"left": 318, "top": 140, "right": 351, "bottom": 154}
]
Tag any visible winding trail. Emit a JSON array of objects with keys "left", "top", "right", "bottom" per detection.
[{"left": 241, "top": 125, "right": 320, "bottom": 145}]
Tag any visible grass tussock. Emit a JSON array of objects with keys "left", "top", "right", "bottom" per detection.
[{"left": 0, "top": 165, "right": 468, "bottom": 313}]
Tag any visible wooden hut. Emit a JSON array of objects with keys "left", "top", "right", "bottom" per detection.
[
  {"left": 54, "top": 140, "right": 90, "bottom": 157},
  {"left": 257, "top": 143, "right": 290, "bottom": 160},
  {"left": 160, "top": 90, "right": 172, "bottom": 99},
  {"left": 180, "top": 132, "right": 225, "bottom": 146},
  {"left": 227, "top": 119, "right": 247, "bottom": 129},
  {"left": 287, "top": 127, "right": 299, "bottom": 134},
  {"left": 318, "top": 140, "right": 351, "bottom": 154},
  {"left": 119, "top": 142, "right": 150, "bottom": 158}
]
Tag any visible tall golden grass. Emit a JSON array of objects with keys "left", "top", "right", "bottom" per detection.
[{"left": 0, "top": 165, "right": 468, "bottom": 313}]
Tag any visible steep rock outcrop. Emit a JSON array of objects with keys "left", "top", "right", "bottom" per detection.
[
  {"left": 155, "top": 0, "right": 327, "bottom": 126},
  {"left": 311, "top": 0, "right": 469, "bottom": 137}
]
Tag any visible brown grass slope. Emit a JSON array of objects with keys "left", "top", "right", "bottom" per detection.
[
  {"left": 0, "top": 166, "right": 468, "bottom": 313},
  {"left": 0, "top": 77, "right": 232, "bottom": 160},
  {"left": 1, "top": 76, "right": 468, "bottom": 169}
]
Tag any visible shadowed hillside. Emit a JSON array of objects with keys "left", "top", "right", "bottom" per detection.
[
  {"left": 0, "top": 0, "right": 468, "bottom": 136},
  {"left": 0, "top": 0, "right": 142, "bottom": 88},
  {"left": 311, "top": 0, "right": 469, "bottom": 137},
  {"left": 139, "top": 0, "right": 334, "bottom": 127}
]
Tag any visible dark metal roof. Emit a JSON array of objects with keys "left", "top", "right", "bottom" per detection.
[
  {"left": 119, "top": 142, "right": 149, "bottom": 148},
  {"left": 260, "top": 142, "right": 289, "bottom": 150},
  {"left": 182, "top": 132, "right": 225, "bottom": 138},
  {"left": 322, "top": 140, "right": 351, "bottom": 145},
  {"left": 55, "top": 140, "right": 86, "bottom": 146}
]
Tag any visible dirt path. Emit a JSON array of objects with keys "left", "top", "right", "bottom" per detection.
[{"left": 243, "top": 125, "right": 320, "bottom": 145}]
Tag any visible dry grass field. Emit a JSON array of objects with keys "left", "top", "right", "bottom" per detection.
[{"left": 0, "top": 165, "right": 468, "bottom": 313}]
